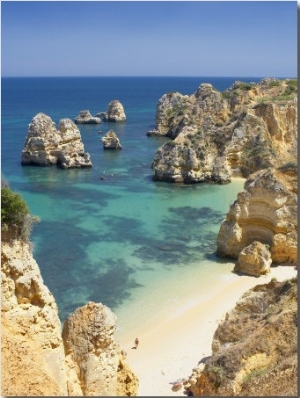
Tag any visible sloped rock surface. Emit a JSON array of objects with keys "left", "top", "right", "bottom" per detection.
[{"left": 185, "top": 278, "right": 298, "bottom": 396}]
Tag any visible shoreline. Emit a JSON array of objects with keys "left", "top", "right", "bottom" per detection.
[{"left": 117, "top": 265, "right": 297, "bottom": 396}]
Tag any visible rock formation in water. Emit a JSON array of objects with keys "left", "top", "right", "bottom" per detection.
[
  {"left": 1, "top": 195, "right": 138, "bottom": 396},
  {"left": 185, "top": 277, "right": 298, "bottom": 396},
  {"left": 103, "top": 100, "right": 126, "bottom": 122},
  {"left": 101, "top": 129, "right": 122, "bottom": 150},
  {"left": 149, "top": 78, "right": 297, "bottom": 183},
  {"left": 21, "top": 113, "right": 92, "bottom": 168},
  {"left": 217, "top": 166, "right": 297, "bottom": 264},
  {"left": 74, "top": 110, "right": 101, "bottom": 124}
]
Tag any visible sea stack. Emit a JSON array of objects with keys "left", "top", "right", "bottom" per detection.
[
  {"left": 21, "top": 113, "right": 92, "bottom": 168},
  {"left": 103, "top": 100, "right": 126, "bottom": 122},
  {"left": 101, "top": 129, "right": 122, "bottom": 150},
  {"left": 74, "top": 110, "right": 101, "bottom": 124}
]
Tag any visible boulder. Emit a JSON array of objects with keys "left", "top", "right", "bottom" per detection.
[
  {"left": 234, "top": 241, "right": 272, "bottom": 276},
  {"left": 101, "top": 130, "right": 122, "bottom": 150},
  {"left": 21, "top": 113, "right": 92, "bottom": 168},
  {"left": 74, "top": 110, "right": 101, "bottom": 124},
  {"left": 103, "top": 100, "right": 126, "bottom": 122}
]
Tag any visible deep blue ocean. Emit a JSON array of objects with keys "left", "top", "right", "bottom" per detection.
[{"left": 1, "top": 76, "right": 261, "bottom": 332}]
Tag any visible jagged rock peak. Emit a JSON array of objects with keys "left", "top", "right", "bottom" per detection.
[
  {"left": 101, "top": 129, "right": 122, "bottom": 150},
  {"left": 74, "top": 110, "right": 101, "bottom": 124},
  {"left": 103, "top": 100, "right": 126, "bottom": 122},
  {"left": 21, "top": 112, "right": 92, "bottom": 168},
  {"left": 217, "top": 167, "right": 297, "bottom": 264}
]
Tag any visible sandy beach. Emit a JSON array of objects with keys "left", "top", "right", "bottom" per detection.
[{"left": 118, "top": 265, "right": 297, "bottom": 396}]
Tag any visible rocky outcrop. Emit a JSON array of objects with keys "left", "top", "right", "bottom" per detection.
[
  {"left": 103, "top": 100, "right": 126, "bottom": 122},
  {"left": 21, "top": 113, "right": 92, "bottom": 168},
  {"left": 185, "top": 277, "right": 298, "bottom": 396},
  {"left": 150, "top": 78, "right": 297, "bottom": 183},
  {"left": 63, "top": 302, "right": 138, "bottom": 396},
  {"left": 1, "top": 236, "right": 138, "bottom": 396},
  {"left": 101, "top": 129, "right": 122, "bottom": 150},
  {"left": 217, "top": 167, "right": 297, "bottom": 264},
  {"left": 1, "top": 239, "right": 68, "bottom": 396},
  {"left": 74, "top": 110, "right": 101, "bottom": 124},
  {"left": 234, "top": 241, "right": 272, "bottom": 276}
]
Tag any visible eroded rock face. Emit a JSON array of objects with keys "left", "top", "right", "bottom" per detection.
[
  {"left": 21, "top": 113, "right": 92, "bottom": 168},
  {"left": 62, "top": 302, "right": 138, "bottom": 396},
  {"left": 1, "top": 239, "right": 68, "bottom": 396},
  {"left": 217, "top": 167, "right": 297, "bottom": 264},
  {"left": 74, "top": 110, "right": 101, "bottom": 124},
  {"left": 104, "top": 100, "right": 126, "bottom": 122},
  {"left": 234, "top": 241, "right": 272, "bottom": 276},
  {"left": 150, "top": 79, "right": 297, "bottom": 183},
  {"left": 185, "top": 278, "right": 298, "bottom": 396},
  {"left": 1, "top": 236, "right": 138, "bottom": 396},
  {"left": 101, "top": 129, "right": 122, "bottom": 150}
]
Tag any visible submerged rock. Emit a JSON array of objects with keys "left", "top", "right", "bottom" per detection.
[
  {"left": 21, "top": 113, "right": 92, "bottom": 168},
  {"left": 74, "top": 110, "right": 101, "bottom": 124},
  {"left": 103, "top": 100, "right": 126, "bottom": 122},
  {"left": 101, "top": 129, "right": 122, "bottom": 150}
]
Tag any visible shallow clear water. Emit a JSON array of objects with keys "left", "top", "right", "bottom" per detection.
[{"left": 1, "top": 77, "right": 256, "bottom": 329}]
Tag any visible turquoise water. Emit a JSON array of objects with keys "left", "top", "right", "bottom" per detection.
[{"left": 1, "top": 77, "right": 255, "bottom": 326}]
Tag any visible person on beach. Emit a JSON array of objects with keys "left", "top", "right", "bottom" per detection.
[{"left": 134, "top": 338, "right": 139, "bottom": 349}]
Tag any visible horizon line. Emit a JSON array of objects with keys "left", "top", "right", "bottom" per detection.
[{"left": 2, "top": 75, "right": 296, "bottom": 79}]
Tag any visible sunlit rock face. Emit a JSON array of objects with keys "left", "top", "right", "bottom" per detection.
[
  {"left": 185, "top": 278, "right": 298, "bottom": 396},
  {"left": 21, "top": 112, "right": 92, "bottom": 168},
  {"left": 150, "top": 79, "right": 297, "bottom": 183},
  {"left": 217, "top": 167, "right": 297, "bottom": 264},
  {"left": 1, "top": 238, "right": 138, "bottom": 396},
  {"left": 103, "top": 100, "right": 126, "bottom": 122},
  {"left": 101, "top": 129, "right": 122, "bottom": 150},
  {"left": 74, "top": 110, "right": 101, "bottom": 124},
  {"left": 62, "top": 302, "right": 138, "bottom": 396},
  {"left": 1, "top": 239, "right": 68, "bottom": 396}
]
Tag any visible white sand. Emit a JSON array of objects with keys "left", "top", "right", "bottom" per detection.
[{"left": 118, "top": 265, "right": 297, "bottom": 396}]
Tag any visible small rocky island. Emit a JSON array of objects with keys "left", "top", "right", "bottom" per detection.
[
  {"left": 21, "top": 113, "right": 92, "bottom": 168},
  {"left": 100, "top": 100, "right": 126, "bottom": 122},
  {"left": 74, "top": 110, "right": 101, "bottom": 124},
  {"left": 101, "top": 129, "right": 122, "bottom": 150},
  {"left": 149, "top": 78, "right": 297, "bottom": 183}
]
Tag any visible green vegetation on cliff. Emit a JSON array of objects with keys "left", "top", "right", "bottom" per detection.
[{"left": 1, "top": 180, "right": 39, "bottom": 241}]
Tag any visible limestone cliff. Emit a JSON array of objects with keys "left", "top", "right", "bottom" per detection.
[
  {"left": 217, "top": 166, "right": 297, "bottom": 264},
  {"left": 1, "top": 236, "right": 138, "bottom": 396},
  {"left": 150, "top": 78, "right": 297, "bottom": 183},
  {"left": 1, "top": 239, "right": 68, "bottom": 396},
  {"left": 21, "top": 113, "right": 92, "bottom": 168},
  {"left": 74, "top": 110, "right": 101, "bottom": 124},
  {"left": 185, "top": 277, "right": 297, "bottom": 396},
  {"left": 63, "top": 302, "right": 138, "bottom": 396},
  {"left": 101, "top": 129, "right": 122, "bottom": 150}
]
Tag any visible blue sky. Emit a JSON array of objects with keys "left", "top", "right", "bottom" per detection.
[{"left": 1, "top": 1, "right": 297, "bottom": 77}]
